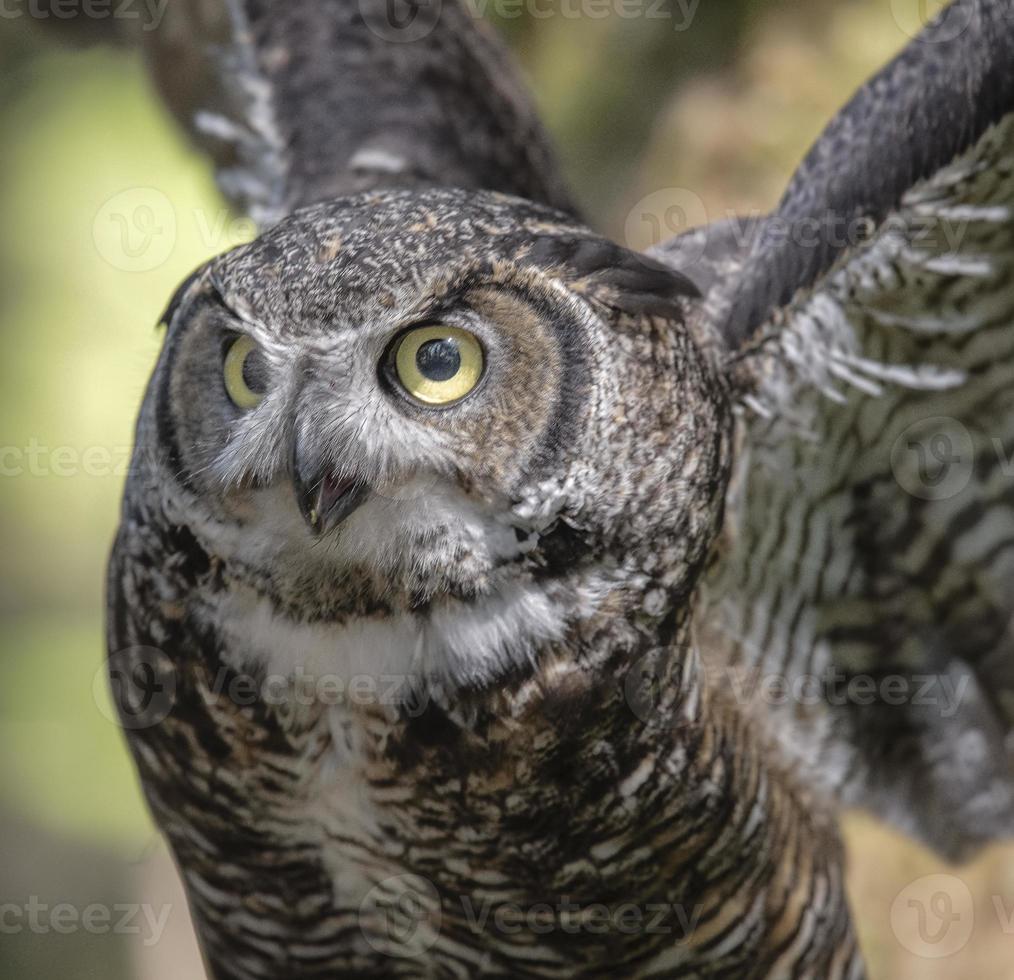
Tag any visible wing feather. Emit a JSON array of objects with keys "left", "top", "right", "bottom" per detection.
[
  {"left": 136, "top": 0, "right": 574, "bottom": 223},
  {"left": 693, "top": 0, "right": 1014, "bottom": 858}
]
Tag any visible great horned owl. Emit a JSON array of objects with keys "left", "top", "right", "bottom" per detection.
[{"left": 106, "top": 1, "right": 1014, "bottom": 977}]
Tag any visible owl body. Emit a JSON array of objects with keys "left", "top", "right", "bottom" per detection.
[
  {"left": 109, "top": 188, "right": 856, "bottom": 977},
  {"left": 107, "top": 1, "right": 1014, "bottom": 975}
]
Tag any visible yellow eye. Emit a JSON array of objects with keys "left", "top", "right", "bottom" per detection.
[
  {"left": 223, "top": 335, "right": 268, "bottom": 410},
  {"left": 393, "top": 325, "right": 484, "bottom": 405}
]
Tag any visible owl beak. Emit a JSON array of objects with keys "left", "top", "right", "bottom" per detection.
[{"left": 292, "top": 465, "right": 369, "bottom": 536}]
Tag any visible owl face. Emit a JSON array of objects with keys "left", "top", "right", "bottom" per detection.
[{"left": 142, "top": 188, "right": 729, "bottom": 676}]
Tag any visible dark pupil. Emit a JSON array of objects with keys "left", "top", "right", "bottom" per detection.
[
  {"left": 415, "top": 338, "right": 460, "bottom": 382},
  {"left": 241, "top": 349, "right": 269, "bottom": 394}
]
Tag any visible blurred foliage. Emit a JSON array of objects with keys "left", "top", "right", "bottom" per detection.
[{"left": 0, "top": 2, "right": 1011, "bottom": 978}]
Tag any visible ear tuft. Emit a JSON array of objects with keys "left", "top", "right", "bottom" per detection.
[
  {"left": 157, "top": 264, "right": 210, "bottom": 330},
  {"left": 521, "top": 234, "right": 700, "bottom": 320}
]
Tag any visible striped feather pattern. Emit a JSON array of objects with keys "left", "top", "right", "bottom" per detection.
[{"left": 707, "top": 112, "right": 1014, "bottom": 858}]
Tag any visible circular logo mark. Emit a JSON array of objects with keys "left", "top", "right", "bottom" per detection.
[
  {"left": 623, "top": 187, "right": 708, "bottom": 253},
  {"left": 623, "top": 650, "right": 669, "bottom": 724},
  {"left": 97, "top": 646, "right": 177, "bottom": 730},
  {"left": 890, "top": 873, "right": 974, "bottom": 958},
  {"left": 890, "top": 416, "right": 973, "bottom": 501},
  {"left": 358, "top": 0, "right": 443, "bottom": 43},
  {"left": 889, "top": 0, "right": 974, "bottom": 43},
  {"left": 92, "top": 187, "right": 177, "bottom": 272},
  {"left": 359, "top": 874, "right": 441, "bottom": 957}
]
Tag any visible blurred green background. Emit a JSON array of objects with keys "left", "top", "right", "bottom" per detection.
[{"left": 1, "top": 1, "right": 1012, "bottom": 977}]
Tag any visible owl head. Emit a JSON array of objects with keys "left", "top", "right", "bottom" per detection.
[{"left": 139, "top": 188, "right": 730, "bottom": 687}]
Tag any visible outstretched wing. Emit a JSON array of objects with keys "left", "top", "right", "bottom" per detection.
[
  {"left": 135, "top": 0, "right": 573, "bottom": 223},
  {"left": 683, "top": 0, "right": 1014, "bottom": 859}
]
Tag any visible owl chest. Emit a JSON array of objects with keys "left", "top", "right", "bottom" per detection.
[
  {"left": 177, "top": 583, "right": 702, "bottom": 971},
  {"left": 268, "top": 711, "right": 659, "bottom": 975}
]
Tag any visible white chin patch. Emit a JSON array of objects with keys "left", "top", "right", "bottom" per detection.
[
  {"left": 213, "top": 577, "right": 570, "bottom": 697},
  {"left": 204, "top": 474, "right": 584, "bottom": 694},
  {"left": 192, "top": 466, "right": 622, "bottom": 698}
]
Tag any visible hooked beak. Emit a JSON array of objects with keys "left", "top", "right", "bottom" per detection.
[{"left": 292, "top": 456, "right": 370, "bottom": 536}]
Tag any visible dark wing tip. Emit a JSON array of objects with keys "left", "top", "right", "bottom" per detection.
[{"left": 720, "top": 0, "right": 1014, "bottom": 348}]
